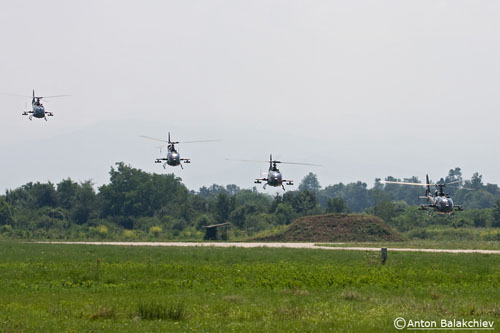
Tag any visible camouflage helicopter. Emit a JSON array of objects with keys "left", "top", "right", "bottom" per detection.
[
  {"left": 228, "top": 154, "right": 320, "bottom": 190},
  {"left": 382, "top": 174, "right": 463, "bottom": 214},
  {"left": 140, "top": 132, "right": 218, "bottom": 169}
]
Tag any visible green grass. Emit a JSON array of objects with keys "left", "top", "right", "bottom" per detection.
[{"left": 0, "top": 241, "right": 499, "bottom": 332}]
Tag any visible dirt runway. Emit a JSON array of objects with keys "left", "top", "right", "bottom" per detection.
[{"left": 40, "top": 241, "right": 500, "bottom": 254}]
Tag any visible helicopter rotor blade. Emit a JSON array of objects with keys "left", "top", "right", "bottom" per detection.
[
  {"left": 140, "top": 135, "right": 169, "bottom": 143},
  {"left": 225, "top": 158, "right": 269, "bottom": 164},
  {"left": 141, "top": 134, "right": 218, "bottom": 145},
  {"left": 383, "top": 178, "right": 464, "bottom": 189},
  {"left": 0, "top": 93, "right": 70, "bottom": 99},
  {"left": 0, "top": 93, "right": 32, "bottom": 98},
  {"left": 443, "top": 180, "right": 461, "bottom": 186},
  {"left": 178, "top": 139, "right": 220, "bottom": 144},
  {"left": 226, "top": 158, "right": 321, "bottom": 167},
  {"left": 457, "top": 187, "right": 476, "bottom": 191},
  {"left": 381, "top": 180, "right": 430, "bottom": 187},
  {"left": 275, "top": 161, "right": 322, "bottom": 167},
  {"left": 37, "top": 94, "right": 71, "bottom": 99}
]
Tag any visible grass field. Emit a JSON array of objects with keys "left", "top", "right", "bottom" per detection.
[{"left": 0, "top": 242, "right": 499, "bottom": 332}]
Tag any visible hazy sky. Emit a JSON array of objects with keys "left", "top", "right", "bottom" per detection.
[{"left": 1, "top": 1, "right": 499, "bottom": 194}]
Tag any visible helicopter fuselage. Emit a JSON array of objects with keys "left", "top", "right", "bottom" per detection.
[
  {"left": 166, "top": 149, "right": 181, "bottom": 166},
  {"left": 266, "top": 169, "right": 283, "bottom": 187},
  {"left": 430, "top": 195, "right": 454, "bottom": 214},
  {"left": 24, "top": 97, "right": 54, "bottom": 120},
  {"left": 32, "top": 103, "right": 46, "bottom": 118},
  {"left": 154, "top": 142, "right": 191, "bottom": 169},
  {"left": 384, "top": 176, "right": 462, "bottom": 215},
  {"left": 255, "top": 161, "right": 294, "bottom": 190},
  {"left": 420, "top": 192, "right": 457, "bottom": 214}
]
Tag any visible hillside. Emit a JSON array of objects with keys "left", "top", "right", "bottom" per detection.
[{"left": 254, "top": 213, "right": 402, "bottom": 242}]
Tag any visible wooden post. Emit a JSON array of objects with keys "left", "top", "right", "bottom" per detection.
[{"left": 381, "top": 248, "right": 387, "bottom": 265}]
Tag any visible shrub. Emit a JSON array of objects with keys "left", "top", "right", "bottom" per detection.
[
  {"left": 479, "top": 229, "right": 500, "bottom": 241},
  {"left": 0, "top": 224, "right": 13, "bottom": 237},
  {"left": 149, "top": 226, "right": 162, "bottom": 237},
  {"left": 97, "top": 225, "right": 108, "bottom": 237},
  {"left": 123, "top": 229, "right": 135, "bottom": 239}
]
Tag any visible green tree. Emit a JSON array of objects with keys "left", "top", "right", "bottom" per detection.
[
  {"left": 493, "top": 199, "right": 500, "bottom": 228},
  {"left": 232, "top": 189, "right": 271, "bottom": 211},
  {"left": 199, "top": 184, "right": 227, "bottom": 197},
  {"left": 244, "top": 213, "right": 274, "bottom": 234},
  {"left": 298, "top": 173, "right": 321, "bottom": 192},
  {"left": 460, "top": 190, "right": 496, "bottom": 209},
  {"left": 195, "top": 214, "right": 215, "bottom": 230},
  {"left": 56, "top": 178, "right": 79, "bottom": 210},
  {"left": 0, "top": 198, "right": 14, "bottom": 225},
  {"left": 469, "top": 172, "right": 483, "bottom": 190},
  {"left": 99, "top": 162, "right": 188, "bottom": 218},
  {"left": 274, "top": 202, "right": 295, "bottom": 225},
  {"left": 214, "top": 192, "right": 234, "bottom": 224},
  {"left": 229, "top": 203, "right": 258, "bottom": 228},
  {"left": 283, "top": 190, "right": 319, "bottom": 215},
  {"left": 71, "top": 181, "right": 97, "bottom": 224},
  {"left": 445, "top": 167, "right": 463, "bottom": 196},
  {"left": 372, "top": 198, "right": 397, "bottom": 223},
  {"left": 382, "top": 176, "right": 422, "bottom": 205},
  {"left": 225, "top": 184, "right": 240, "bottom": 195},
  {"left": 466, "top": 209, "right": 491, "bottom": 228},
  {"left": 31, "top": 182, "right": 58, "bottom": 208},
  {"left": 326, "top": 197, "right": 349, "bottom": 213},
  {"left": 343, "top": 182, "right": 371, "bottom": 212}
]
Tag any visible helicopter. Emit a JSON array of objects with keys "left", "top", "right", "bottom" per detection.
[
  {"left": 140, "top": 132, "right": 218, "bottom": 169},
  {"left": 18, "top": 90, "right": 69, "bottom": 121},
  {"left": 228, "top": 154, "right": 320, "bottom": 190},
  {"left": 382, "top": 174, "right": 463, "bottom": 214}
]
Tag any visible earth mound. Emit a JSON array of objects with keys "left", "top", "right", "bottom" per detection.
[{"left": 254, "top": 213, "right": 402, "bottom": 242}]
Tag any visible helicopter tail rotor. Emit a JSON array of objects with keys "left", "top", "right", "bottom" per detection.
[{"left": 425, "top": 174, "right": 431, "bottom": 196}]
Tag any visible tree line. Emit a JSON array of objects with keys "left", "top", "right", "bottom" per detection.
[{"left": 0, "top": 163, "right": 499, "bottom": 240}]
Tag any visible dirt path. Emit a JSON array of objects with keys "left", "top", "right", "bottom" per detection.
[{"left": 40, "top": 241, "right": 500, "bottom": 254}]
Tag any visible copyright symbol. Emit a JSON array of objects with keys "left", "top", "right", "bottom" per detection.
[{"left": 394, "top": 317, "right": 406, "bottom": 330}]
